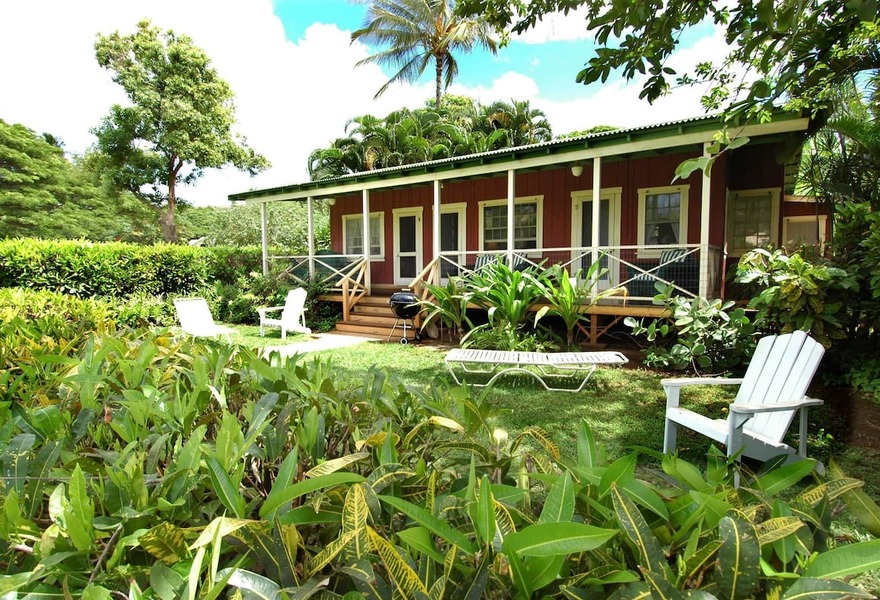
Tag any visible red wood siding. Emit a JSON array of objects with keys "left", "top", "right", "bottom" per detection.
[{"left": 328, "top": 145, "right": 794, "bottom": 286}]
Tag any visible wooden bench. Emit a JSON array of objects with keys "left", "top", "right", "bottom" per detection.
[{"left": 445, "top": 348, "right": 629, "bottom": 392}]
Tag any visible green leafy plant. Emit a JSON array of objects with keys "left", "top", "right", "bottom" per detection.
[
  {"left": 736, "top": 248, "right": 853, "bottom": 347},
  {"left": 419, "top": 277, "right": 472, "bottom": 341},
  {"left": 627, "top": 285, "right": 756, "bottom": 373}
]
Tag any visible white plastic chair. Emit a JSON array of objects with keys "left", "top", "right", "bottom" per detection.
[
  {"left": 172, "top": 298, "right": 238, "bottom": 341},
  {"left": 663, "top": 330, "right": 825, "bottom": 476},
  {"left": 257, "top": 288, "right": 312, "bottom": 339}
]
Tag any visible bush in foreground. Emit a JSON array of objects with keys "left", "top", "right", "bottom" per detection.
[{"left": 0, "top": 322, "right": 878, "bottom": 597}]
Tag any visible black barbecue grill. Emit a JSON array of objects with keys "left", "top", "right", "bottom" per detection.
[{"left": 388, "top": 289, "right": 421, "bottom": 344}]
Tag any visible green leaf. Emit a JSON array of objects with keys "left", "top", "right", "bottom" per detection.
[
  {"left": 205, "top": 456, "right": 245, "bottom": 518},
  {"left": 599, "top": 453, "right": 637, "bottom": 497},
  {"left": 803, "top": 539, "right": 880, "bottom": 579},
  {"left": 66, "top": 464, "right": 94, "bottom": 551},
  {"left": 782, "top": 577, "right": 873, "bottom": 599},
  {"left": 715, "top": 515, "right": 760, "bottom": 600},
  {"left": 305, "top": 452, "right": 370, "bottom": 478},
  {"left": 610, "top": 484, "right": 668, "bottom": 576},
  {"left": 577, "top": 419, "right": 603, "bottom": 468},
  {"left": 259, "top": 472, "right": 365, "bottom": 519},
  {"left": 216, "top": 568, "right": 281, "bottom": 600},
  {"left": 262, "top": 448, "right": 299, "bottom": 520},
  {"left": 469, "top": 475, "right": 496, "bottom": 547},
  {"left": 367, "top": 527, "right": 428, "bottom": 596},
  {"left": 828, "top": 458, "right": 880, "bottom": 536},
  {"left": 379, "top": 495, "right": 476, "bottom": 553},
  {"left": 755, "top": 459, "right": 817, "bottom": 495},
  {"left": 504, "top": 522, "right": 616, "bottom": 557},
  {"left": 150, "top": 561, "right": 186, "bottom": 600},
  {"left": 397, "top": 527, "right": 445, "bottom": 564},
  {"left": 538, "top": 471, "right": 574, "bottom": 523}
]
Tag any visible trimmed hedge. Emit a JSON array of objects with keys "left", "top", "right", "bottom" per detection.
[{"left": 0, "top": 239, "right": 265, "bottom": 297}]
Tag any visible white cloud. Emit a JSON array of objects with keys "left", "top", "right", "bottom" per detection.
[
  {"left": 1, "top": 3, "right": 734, "bottom": 208},
  {"left": 0, "top": 0, "right": 431, "bottom": 206}
]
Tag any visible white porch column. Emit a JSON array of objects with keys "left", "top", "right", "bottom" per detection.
[
  {"left": 591, "top": 158, "right": 602, "bottom": 301},
  {"left": 507, "top": 169, "right": 515, "bottom": 267},
  {"left": 699, "top": 142, "right": 712, "bottom": 298},
  {"left": 433, "top": 179, "right": 441, "bottom": 284},
  {"left": 362, "top": 189, "right": 371, "bottom": 293},
  {"left": 260, "top": 202, "right": 269, "bottom": 276},
  {"left": 307, "top": 197, "right": 315, "bottom": 278}
]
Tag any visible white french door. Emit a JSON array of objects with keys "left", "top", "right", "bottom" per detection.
[
  {"left": 570, "top": 188, "right": 621, "bottom": 289},
  {"left": 393, "top": 207, "right": 423, "bottom": 285}
]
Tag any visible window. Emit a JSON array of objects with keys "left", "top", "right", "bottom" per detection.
[
  {"left": 342, "top": 212, "right": 384, "bottom": 258},
  {"left": 783, "top": 215, "right": 826, "bottom": 249},
  {"left": 479, "top": 196, "right": 543, "bottom": 251},
  {"left": 726, "top": 188, "right": 780, "bottom": 255},
  {"left": 637, "top": 185, "right": 689, "bottom": 251}
]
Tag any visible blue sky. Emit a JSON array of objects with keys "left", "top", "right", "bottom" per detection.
[{"left": 1, "top": 0, "right": 729, "bottom": 205}]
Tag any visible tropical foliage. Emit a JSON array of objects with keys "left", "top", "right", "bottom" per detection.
[
  {"left": 0, "top": 119, "right": 162, "bottom": 242},
  {"left": 308, "top": 96, "right": 552, "bottom": 179},
  {"left": 627, "top": 285, "right": 757, "bottom": 374},
  {"left": 93, "top": 19, "right": 268, "bottom": 242},
  {"left": 420, "top": 259, "right": 616, "bottom": 350},
  {"left": 1, "top": 319, "right": 879, "bottom": 598},
  {"left": 456, "top": 0, "right": 880, "bottom": 127},
  {"left": 353, "top": 0, "right": 497, "bottom": 107}
]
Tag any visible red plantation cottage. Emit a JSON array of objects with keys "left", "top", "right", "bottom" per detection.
[{"left": 229, "top": 111, "right": 825, "bottom": 341}]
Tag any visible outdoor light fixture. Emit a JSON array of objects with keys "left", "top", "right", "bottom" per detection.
[
  {"left": 570, "top": 164, "right": 583, "bottom": 177},
  {"left": 326, "top": 198, "right": 336, "bottom": 206}
]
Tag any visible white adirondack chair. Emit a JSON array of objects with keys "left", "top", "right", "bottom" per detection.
[
  {"left": 257, "top": 288, "right": 311, "bottom": 339},
  {"left": 663, "top": 330, "right": 825, "bottom": 474},
  {"left": 173, "top": 298, "right": 238, "bottom": 341}
]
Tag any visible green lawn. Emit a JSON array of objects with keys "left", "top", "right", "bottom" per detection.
[{"left": 308, "top": 340, "right": 880, "bottom": 501}]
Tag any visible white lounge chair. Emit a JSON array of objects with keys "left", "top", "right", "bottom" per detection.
[
  {"left": 663, "top": 330, "right": 825, "bottom": 477},
  {"left": 257, "top": 288, "right": 312, "bottom": 339},
  {"left": 173, "top": 298, "right": 238, "bottom": 341}
]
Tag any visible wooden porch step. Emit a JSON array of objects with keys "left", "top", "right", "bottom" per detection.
[
  {"left": 352, "top": 303, "right": 395, "bottom": 316},
  {"left": 347, "top": 314, "right": 401, "bottom": 327},
  {"left": 335, "top": 320, "right": 418, "bottom": 340}
]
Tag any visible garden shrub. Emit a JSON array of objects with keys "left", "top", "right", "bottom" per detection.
[
  {"left": 832, "top": 201, "right": 880, "bottom": 338},
  {"left": 735, "top": 247, "right": 852, "bottom": 347},
  {"left": 1, "top": 322, "right": 879, "bottom": 597},
  {"left": 0, "top": 238, "right": 209, "bottom": 297},
  {"left": 626, "top": 285, "right": 756, "bottom": 374}
]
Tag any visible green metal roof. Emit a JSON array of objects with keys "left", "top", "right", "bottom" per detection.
[{"left": 228, "top": 111, "right": 808, "bottom": 202}]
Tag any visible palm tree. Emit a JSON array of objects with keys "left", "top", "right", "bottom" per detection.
[
  {"left": 352, "top": 0, "right": 498, "bottom": 108},
  {"left": 484, "top": 99, "right": 553, "bottom": 146}
]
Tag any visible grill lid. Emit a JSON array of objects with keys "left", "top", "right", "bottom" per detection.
[{"left": 389, "top": 289, "right": 420, "bottom": 318}]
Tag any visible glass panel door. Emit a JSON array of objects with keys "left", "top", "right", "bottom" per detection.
[{"left": 394, "top": 209, "right": 422, "bottom": 285}]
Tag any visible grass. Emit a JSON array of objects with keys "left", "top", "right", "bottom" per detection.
[
  {"left": 227, "top": 324, "right": 313, "bottom": 350},
  {"left": 310, "top": 340, "right": 880, "bottom": 501}
]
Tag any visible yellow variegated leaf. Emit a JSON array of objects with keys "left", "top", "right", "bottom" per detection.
[
  {"left": 426, "top": 471, "right": 437, "bottom": 514},
  {"left": 367, "top": 527, "right": 429, "bottom": 597},
  {"left": 427, "top": 416, "right": 464, "bottom": 432},
  {"left": 429, "top": 576, "right": 447, "bottom": 600},
  {"left": 343, "top": 484, "right": 369, "bottom": 560},
  {"left": 493, "top": 499, "right": 517, "bottom": 540},
  {"left": 305, "top": 452, "right": 370, "bottom": 478},
  {"left": 531, "top": 452, "right": 557, "bottom": 475},
  {"left": 361, "top": 432, "right": 400, "bottom": 448},
  {"left": 307, "top": 530, "right": 357, "bottom": 577},
  {"left": 190, "top": 517, "right": 255, "bottom": 550},
  {"left": 140, "top": 522, "right": 189, "bottom": 565},
  {"left": 369, "top": 470, "right": 416, "bottom": 493},
  {"left": 522, "top": 428, "right": 561, "bottom": 460},
  {"left": 756, "top": 517, "right": 803, "bottom": 545},
  {"left": 794, "top": 478, "right": 863, "bottom": 507}
]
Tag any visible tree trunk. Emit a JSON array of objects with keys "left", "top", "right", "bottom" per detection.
[
  {"left": 163, "top": 157, "right": 181, "bottom": 243},
  {"left": 435, "top": 53, "right": 443, "bottom": 109}
]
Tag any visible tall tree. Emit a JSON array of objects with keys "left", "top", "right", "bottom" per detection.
[
  {"left": 456, "top": 0, "right": 879, "bottom": 125},
  {"left": 0, "top": 119, "right": 161, "bottom": 242},
  {"left": 93, "top": 20, "right": 269, "bottom": 243},
  {"left": 352, "top": 0, "right": 498, "bottom": 108}
]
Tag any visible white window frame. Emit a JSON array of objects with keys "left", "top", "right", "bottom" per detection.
[
  {"left": 725, "top": 187, "right": 781, "bottom": 256},
  {"left": 342, "top": 211, "right": 385, "bottom": 260},
  {"left": 637, "top": 184, "right": 689, "bottom": 257},
  {"left": 783, "top": 214, "right": 827, "bottom": 249},
  {"left": 477, "top": 195, "right": 544, "bottom": 252}
]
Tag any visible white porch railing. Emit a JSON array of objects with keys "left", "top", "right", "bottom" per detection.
[
  {"left": 435, "top": 244, "right": 722, "bottom": 301},
  {"left": 273, "top": 253, "right": 369, "bottom": 320}
]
